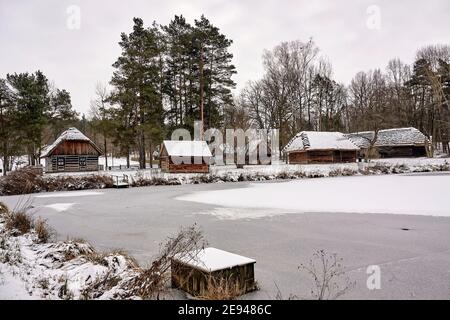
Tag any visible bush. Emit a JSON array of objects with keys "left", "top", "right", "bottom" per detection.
[
  {"left": 0, "top": 168, "right": 44, "bottom": 196},
  {"left": 0, "top": 171, "right": 114, "bottom": 196},
  {"left": 4, "top": 210, "right": 33, "bottom": 235}
]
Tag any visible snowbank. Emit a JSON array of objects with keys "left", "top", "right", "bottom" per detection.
[{"left": 0, "top": 216, "right": 140, "bottom": 299}]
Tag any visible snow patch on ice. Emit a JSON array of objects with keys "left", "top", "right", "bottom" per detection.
[
  {"left": 35, "top": 191, "right": 104, "bottom": 198},
  {"left": 44, "top": 203, "right": 75, "bottom": 212}
]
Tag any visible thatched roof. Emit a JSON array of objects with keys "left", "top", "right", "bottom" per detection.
[
  {"left": 283, "top": 131, "right": 359, "bottom": 153},
  {"left": 346, "top": 127, "right": 427, "bottom": 149},
  {"left": 41, "top": 127, "right": 102, "bottom": 157}
]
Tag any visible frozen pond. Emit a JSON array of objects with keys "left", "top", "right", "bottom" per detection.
[{"left": 1, "top": 173, "right": 450, "bottom": 299}]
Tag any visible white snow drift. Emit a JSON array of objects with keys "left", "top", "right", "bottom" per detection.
[{"left": 178, "top": 174, "right": 450, "bottom": 219}]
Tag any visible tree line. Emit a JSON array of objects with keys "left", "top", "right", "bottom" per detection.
[
  {"left": 1, "top": 15, "right": 449, "bottom": 175},
  {"left": 232, "top": 41, "right": 450, "bottom": 154}
]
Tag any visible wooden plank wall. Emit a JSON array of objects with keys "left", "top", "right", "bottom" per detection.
[
  {"left": 289, "top": 150, "right": 357, "bottom": 164},
  {"left": 51, "top": 141, "right": 100, "bottom": 156},
  {"left": 160, "top": 156, "right": 210, "bottom": 173},
  {"left": 171, "top": 260, "right": 256, "bottom": 297}
]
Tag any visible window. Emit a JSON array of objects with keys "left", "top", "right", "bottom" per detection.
[
  {"left": 79, "top": 156, "right": 87, "bottom": 167},
  {"left": 57, "top": 157, "right": 65, "bottom": 168}
]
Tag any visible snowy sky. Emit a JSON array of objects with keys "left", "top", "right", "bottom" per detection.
[{"left": 1, "top": 0, "right": 449, "bottom": 114}]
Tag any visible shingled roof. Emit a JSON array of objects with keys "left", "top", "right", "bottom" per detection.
[
  {"left": 345, "top": 127, "right": 427, "bottom": 149},
  {"left": 283, "top": 131, "right": 359, "bottom": 153},
  {"left": 41, "top": 127, "right": 102, "bottom": 158}
]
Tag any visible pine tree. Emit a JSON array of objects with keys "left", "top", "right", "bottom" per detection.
[
  {"left": 6, "top": 71, "right": 50, "bottom": 165},
  {"left": 110, "top": 18, "right": 165, "bottom": 169}
]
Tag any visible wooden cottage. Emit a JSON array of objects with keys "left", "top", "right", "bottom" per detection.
[
  {"left": 283, "top": 131, "right": 359, "bottom": 164},
  {"left": 346, "top": 127, "right": 428, "bottom": 158},
  {"left": 159, "top": 140, "right": 212, "bottom": 173},
  {"left": 171, "top": 247, "right": 257, "bottom": 297},
  {"left": 41, "top": 127, "right": 102, "bottom": 172}
]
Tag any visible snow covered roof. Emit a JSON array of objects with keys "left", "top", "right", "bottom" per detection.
[
  {"left": 173, "top": 247, "right": 256, "bottom": 272},
  {"left": 162, "top": 140, "right": 212, "bottom": 158},
  {"left": 41, "top": 127, "right": 102, "bottom": 157},
  {"left": 283, "top": 131, "right": 359, "bottom": 153},
  {"left": 346, "top": 127, "right": 427, "bottom": 148}
]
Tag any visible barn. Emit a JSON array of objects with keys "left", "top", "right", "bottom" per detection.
[
  {"left": 283, "top": 131, "right": 359, "bottom": 164},
  {"left": 41, "top": 127, "right": 102, "bottom": 172},
  {"left": 346, "top": 127, "right": 428, "bottom": 158},
  {"left": 159, "top": 140, "right": 212, "bottom": 173}
]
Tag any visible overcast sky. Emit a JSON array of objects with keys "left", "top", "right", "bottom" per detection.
[{"left": 1, "top": 0, "right": 449, "bottom": 114}]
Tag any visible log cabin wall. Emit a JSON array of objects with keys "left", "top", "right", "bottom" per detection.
[{"left": 46, "top": 155, "right": 99, "bottom": 172}]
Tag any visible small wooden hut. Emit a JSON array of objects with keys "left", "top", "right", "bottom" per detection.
[
  {"left": 159, "top": 140, "right": 212, "bottom": 173},
  {"left": 171, "top": 247, "right": 256, "bottom": 297},
  {"left": 283, "top": 131, "right": 359, "bottom": 164},
  {"left": 346, "top": 127, "right": 428, "bottom": 158},
  {"left": 41, "top": 127, "right": 102, "bottom": 172}
]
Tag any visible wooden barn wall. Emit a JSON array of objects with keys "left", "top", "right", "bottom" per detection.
[
  {"left": 160, "top": 156, "right": 210, "bottom": 173},
  {"left": 288, "top": 151, "right": 309, "bottom": 164},
  {"left": 377, "top": 145, "right": 426, "bottom": 158},
  {"left": 51, "top": 141, "right": 100, "bottom": 156},
  {"left": 289, "top": 150, "right": 357, "bottom": 164},
  {"left": 47, "top": 155, "right": 99, "bottom": 172}
]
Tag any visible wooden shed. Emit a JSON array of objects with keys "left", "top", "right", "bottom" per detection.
[
  {"left": 283, "top": 131, "right": 359, "bottom": 164},
  {"left": 346, "top": 127, "right": 428, "bottom": 158},
  {"left": 41, "top": 127, "right": 102, "bottom": 172},
  {"left": 171, "top": 247, "right": 257, "bottom": 297},
  {"left": 159, "top": 140, "right": 212, "bottom": 173}
]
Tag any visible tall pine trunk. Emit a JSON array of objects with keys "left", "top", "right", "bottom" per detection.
[
  {"left": 139, "top": 130, "right": 146, "bottom": 169},
  {"left": 103, "top": 135, "right": 108, "bottom": 169}
]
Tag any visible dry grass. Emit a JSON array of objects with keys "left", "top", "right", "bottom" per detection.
[
  {"left": 34, "top": 217, "right": 55, "bottom": 243},
  {"left": 4, "top": 210, "right": 33, "bottom": 235},
  {"left": 0, "top": 201, "right": 9, "bottom": 215},
  {"left": 197, "top": 274, "right": 243, "bottom": 300}
]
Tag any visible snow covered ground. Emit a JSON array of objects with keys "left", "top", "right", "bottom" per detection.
[
  {"left": 177, "top": 173, "right": 450, "bottom": 220},
  {"left": 0, "top": 217, "right": 140, "bottom": 300}
]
